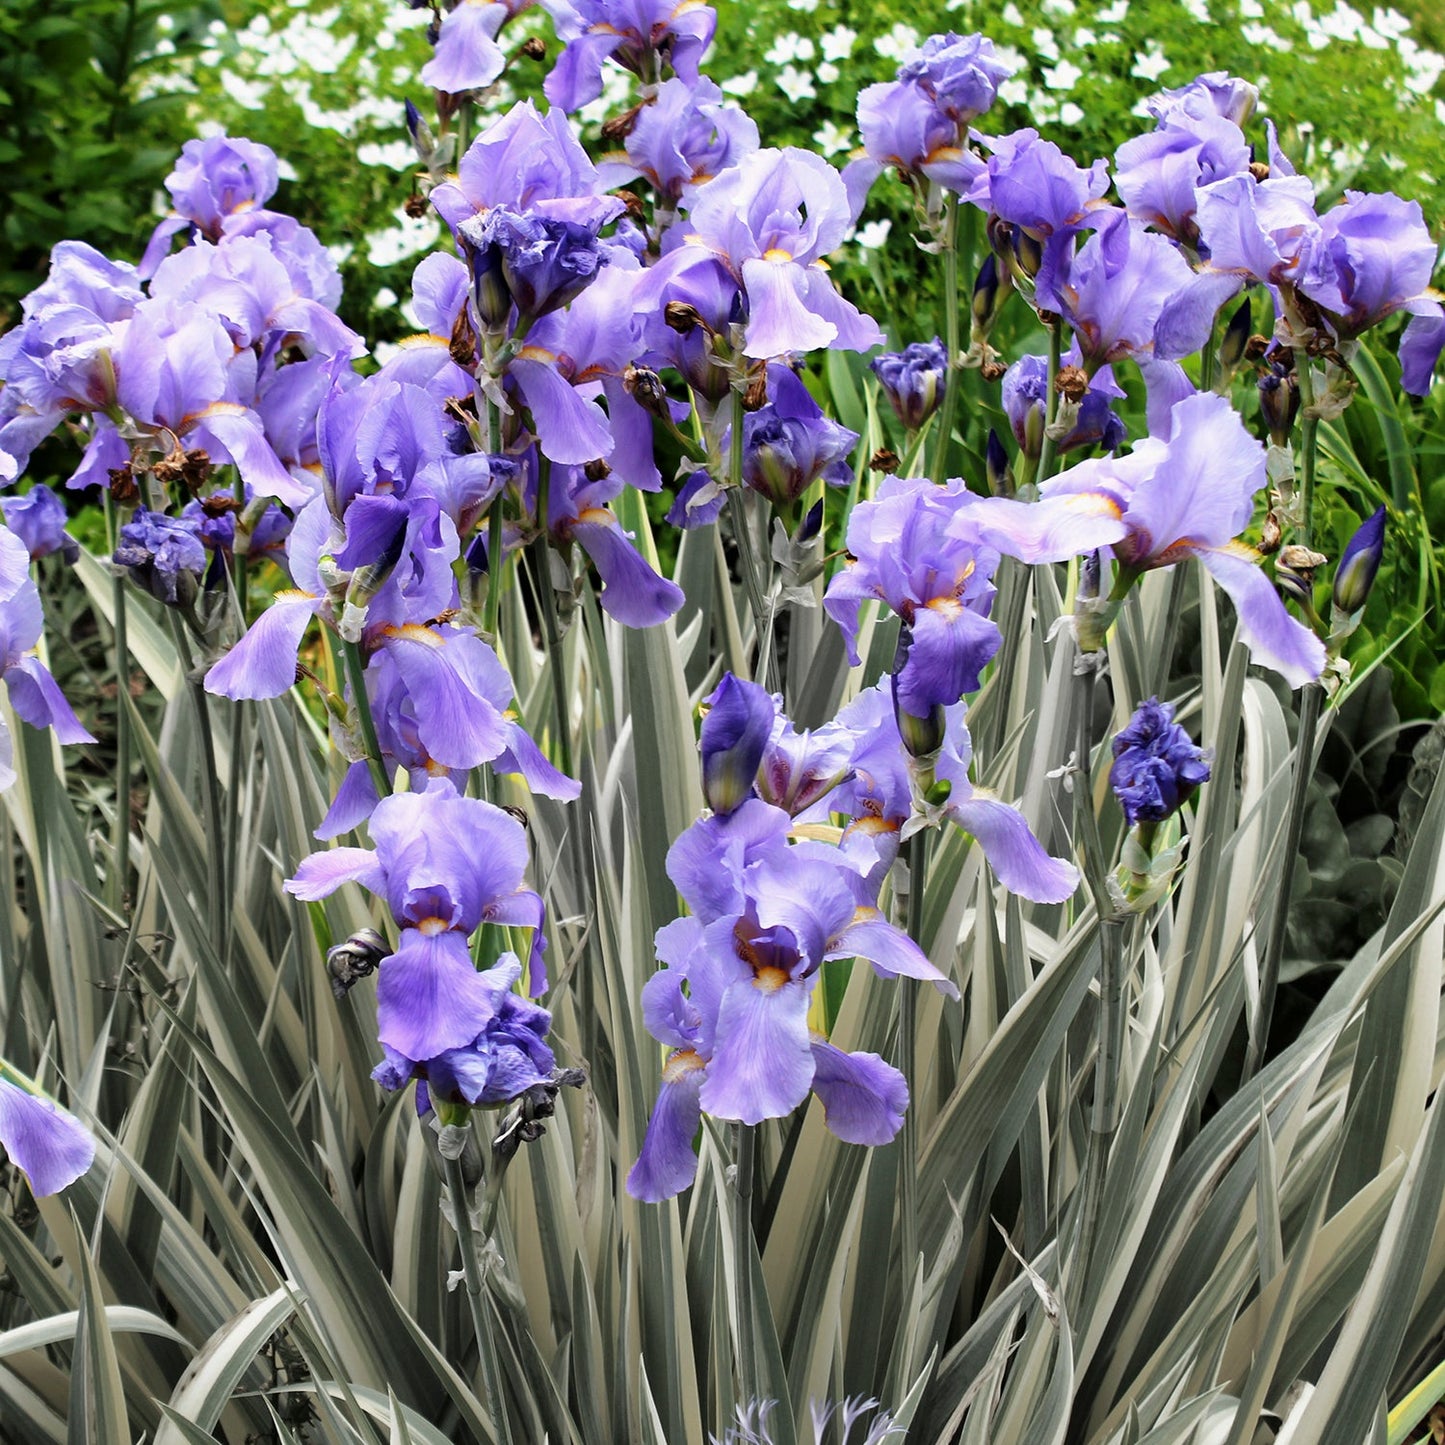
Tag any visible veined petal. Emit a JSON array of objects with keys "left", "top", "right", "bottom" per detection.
[
  {"left": 571, "top": 510, "right": 685, "bottom": 627},
  {"left": 285, "top": 845, "right": 384, "bottom": 900},
  {"left": 699, "top": 976, "right": 814, "bottom": 1125},
  {"left": 6, "top": 657, "right": 95, "bottom": 745},
  {"left": 740, "top": 257, "right": 837, "bottom": 358},
  {"left": 808, "top": 1040, "right": 907, "bottom": 1146},
  {"left": 510, "top": 357, "right": 614, "bottom": 464},
  {"left": 314, "top": 759, "right": 382, "bottom": 841},
  {"left": 205, "top": 591, "right": 320, "bottom": 700},
  {"left": 376, "top": 927, "right": 500, "bottom": 1059},
  {"left": 947, "top": 791, "right": 1080, "bottom": 903},
  {"left": 0, "top": 1074, "right": 95, "bottom": 1197},
  {"left": 626, "top": 1052, "right": 704, "bottom": 1202},
  {"left": 494, "top": 720, "right": 583, "bottom": 801},
  {"left": 832, "top": 914, "right": 959, "bottom": 998},
  {"left": 1195, "top": 542, "right": 1326, "bottom": 687}
]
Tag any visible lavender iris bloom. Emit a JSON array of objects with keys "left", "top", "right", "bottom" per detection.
[
  {"left": 0, "top": 526, "right": 94, "bottom": 788},
  {"left": 0, "top": 1065, "right": 95, "bottom": 1197},
  {"left": 286, "top": 781, "right": 549, "bottom": 1058},
  {"left": 736, "top": 364, "right": 858, "bottom": 507},
  {"left": 1001, "top": 351, "right": 1126, "bottom": 459},
  {"left": 371, "top": 954, "right": 556, "bottom": 1106},
  {"left": 871, "top": 339, "right": 948, "bottom": 432},
  {"left": 850, "top": 80, "right": 986, "bottom": 203},
  {"left": 898, "top": 31, "right": 1013, "bottom": 123},
  {"left": 599, "top": 77, "right": 759, "bottom": 212},
  {"left": 1146, "top": 71, "right": 1258, "bottom": 128},
  {"left": 2, "top": 486, "right": 78, "bottom": 563},
  {"left": 1042, "top": 392, "right": 1326, "bottom": 686},
  {"left": 642, "top": 148, "right": 882, "bottom": 360},
  {"left": 543, "top": 0, "right": 717, "bottom": 113},
  {"left": 757, "top": 710, "right": 854, "bottom": 817},
  {"left": 1109, "top": 698, "right": 1212, "bottom": 825},
  {"left": 421, "top": 0, "right": 533, "bottom": 93}
]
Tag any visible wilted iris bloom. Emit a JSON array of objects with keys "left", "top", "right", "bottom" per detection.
[
  {"left": 1042, "top": 392, "right": 1326, "bottom": 686},
  {"left": 114, "top": 510, "right": 207, "bottom": 607},
  {"left": 0, "top": 1064, "right": 95, "bottom": 1198},
  {"left": 2, "top": 485, "right": 78, "bottom": 563},
  {"left": 640, "top": 147, "right": 882, "bottom": 361},
  {"left": 1110, "top": 698, "right": 1212, "bottom": 826},
  {"left": 871, "top": 339, "right": 948, "bottom": 432},
  {"left": 543, "top": 0, "right": 717, "bottom": 112},
  {"left": 286, "top": 781, "right": 548, "bottom": 1060}
]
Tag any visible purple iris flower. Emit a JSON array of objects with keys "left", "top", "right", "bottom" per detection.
[
  {"left": 627, "top": 842, "right": 950, "bottom": 1200},
  {"left": 0, "top": 1066, "right": 95, "bottom": 1197},
  {"left": 898, "top": 31, "right": 1013, "bottom": 123},
  {"left": 1053, "top": 216, "right": 1196, "bottom": 374},
  {"left": 756, "top": 708, "right": 854, "bottom": 818},
  {"left": 0, "top": 526, "right": 94, "bottom": 789},
  {"left": 734, "top": 364, "right": 857, "bottom": 508},
  {"left": 286, "top": 780, "right": 549, "bottom": 1057},
  {"left": 849, "top": 80, "right": 987, "bottom": 206},
  {"left": 1001, "top": 350, "right": 1126, "bottom": 459},
  {"left": 967, "top": 128, "right": 1113, "bottom": 307},
  {"left": 2, "top": 486, "right": 78, "bottom": 563},
  {"left": 1114, "top": 102, "right": 1250, "bottom": 246},
  {"left": 640, "top": 148, "right": 882, "bottom": 361},
  {"left": 1146, "top": 71, "right": 1258, "bottom": 128},
  {"left": 429, "top": 101, "right": 625, "bottom": 238},
  {"left": 113, "top": 510, "right": 207, "bottom": 606},
  {"left": 460, "top": 206, "right": 610, "bottom": 337},
  {"left": 599, "top": 77, "right": 759, "bottom": 215},
  {"left": 700, "top": 673, "right": 773, "bottom": 816},
  {"left": 826, "top": 681, "right": 1080, "bottom": 905},
  {"left": 871, "top": 339, "right": 948, "bottom": 432},
  {"left": 421, "top": 0, "right": 533, "bottom": 93},
  {"left": 1042, "top": 392, "right": 1326, "bottom": 686},
  {"left": 1109, "top": 698, "right": 1212, "bottom": 825},
  {"left": 542, "top": 0, "right": 717, "bottom": 113},
  {"left": 372, "top": 953, "right": 556, "bottom": 1105},
  {"left": 139, "top": 134, "right": 281, "bottom": 276}
]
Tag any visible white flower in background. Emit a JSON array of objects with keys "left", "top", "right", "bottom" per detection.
[
  {"left": 1030, "top": 88, "right": 1060, "bottom": 122},
  {"left": 788, "top": 0, "right": 820, "bottom": 11},
  {"left": 374, "top": 287, "right": 399, "bottom": 309},
  {"left": 1097, "top": 0, "right": 1129, "bottom": 19},
  {"left": 1374, "top": 6, "right": 1411, "bottom": 38},
  {"left": 1243, "top": 23, "right": 1292, "bottom": 48},
  {"left": 373, "top": 340, "right": 402, "bottom": 369},
  {"left": 1238, "top": 0, "right": 1263, "bottom": 13},
  {"left": 1032, "top": 25, "right": 1060, "bottom": 59},
  {"left": 1060, "top": 101, "right": 1084, "bottom": 124},
  {"left": 366, "top": 208, "right": 440, "bottom": 268},
  {"left": 999, "top": 76, "right": 1030, "bottom": 106},
  {"left": 327, "top": 242, "right": 355, "bottom": 267},
  {"left": 1002, "top": 2, "right": 1025, "bottom": 23},
  {"left": 1043, "top": 59, "right": 1082, "bottom": 90},
  {"left": 721, "top": 70, "right": 759, "bottom": 97},
  {"left": 1181, "top": 0, "right": 1211, "bottom": 21},
  {"left": 357, "top": 139, "right": 415, "bottom": 170},
  {"left": 1131, "top": 45, "right": 1171, "bottom": 80},
  {"left": 821, "top": 25, "right": 857, "bottom": 61},
  {"left": 875, "top": 23, "right": 921, "bottom": 62},
  {"left": 1042, "top": 0, "right": 1076, "bottom": 15},
  {"left": 776, "top": 65, "right": 817, "bottom": 102},
  {"left": 220, "top": 71, "right": 267, "bottom": 109},
  {"left": 855, "top": 219, "right": 892, "bottom": 250},
  {"left": 818, "top": 62, "right": 840, "bottom": 83},
  {"left": 765, "top": 32, "right": 815, "bottom": 66},
  {"left": 812, "top": 120, "right": 852, "bottom": 156},
  {"left": 1072, "top": 26, "right": 1097, "bottom": 46},
  {"left": 276, "top": 157, "right": 298, "bottom": 181}
]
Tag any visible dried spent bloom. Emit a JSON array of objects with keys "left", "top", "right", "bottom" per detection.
[
  {"left": 1109, "top": 697, "right": 1212, "bottom": 826},
  {"left": 871, "top": 339, "right": 948, "bottom": 432}
]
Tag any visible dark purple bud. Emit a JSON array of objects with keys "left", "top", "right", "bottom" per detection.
[
  {"left": 740, "top": 364, "right": 857, "bottom": 508},
  {"left": 985, "top": 428, "right": 1012, "bottom": 496},
  {"left": 1218, "top": 296, "right": 1252, "bottom": 376},
  {"left": 1332, "top": 506, "right": 1385, "bottom": 616},
  {"left": 1109, "top": 697, "right": 1212, "bottom": 826},
  {"left": 798, "top": 497, "right": 824, "bottom": 544},
  {"left": 890, "top": 624, "right": 946, "bottom": 759},
  {"left": 700, "top": 673, "right": 773, "bottom": 816},
  {"left": 1257, "top": 365, "right": 1299, "bottom": 447},
  {"left": 871, "top": 338, "right": 948, "bottom": 432},
  {"left": 461, "top": 206, "right": 609, "bottom": 336},
  {"left": 971, "top": 253, "right": 1008, "bottom": 337}
]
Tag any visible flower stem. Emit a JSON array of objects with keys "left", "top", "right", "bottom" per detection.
[
  {"left": 109, "top": 573, "right": 132, "bottom": 912},
  {"left": 1034, "top": 316, "right": 1064, "bottom": 485},
  {"left": 443, "top": 1150, "right": 515, "bottom": 1445},
  {"left": 531, "top": 459, "right": 576, "bottom": 783},
  {"left": 731, "top": 1122, "right": 759, "bottom": 1409},
  {"left": 898, "top": 828, "right": 927, "bottom": 1275},
  {"left": 1294, "top": 353, "right": 1319, "bottom": 547},
  {"left": 726, "top": 392, "right": 773, "bottom": 688},
  {"left": 341, "top": 639, "right": 391, "bottom": 801},
  {"left": 929, "top": 195, "right": 961, "bottom": 486}
]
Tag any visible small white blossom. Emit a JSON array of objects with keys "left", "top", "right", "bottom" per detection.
[
  {"left": 998, "top": 77, "right": 1030, "bottom": 106},
  {"left": 817, "top": 61, "right": 840, "bottom": 83},
  {"left": 1002, "top": 2, "right": 1025, "bottom": 23},
  {"left": 276, "top": 157, "right": 298, "bottom": 182},
  {"left": 765, "top": 32, "right": 815, "bottom": 66},
  {"left": 875, "top": 23, "right": 921, "bottom": 62},
  {"left": 1181, "top": 0, "right": 1212, "bottom": 21},
  {"left": 220, "top": 71, "right": 267, "bottom": 109},
  {"left": 1097, "top": 0, "right": 1129, "bottom": 19},
  {"left": 1374, "top": 6, "right": 1411, "bottom": 38},
  {"left": 1131, "top": 45, "right": 1171, "bottom": 81},
  {"left": 1238, "top": 0, "right": 1264, "bottom": 15},
  {"left": 1029, "top": 88, "right": 1060, "bottom": 122},
  {"left": 374, "top": 287, "right": 399, "bottom": 309},
  {"left": 855, "top": 219, "right": 892, "bottom": 250},
  {"left": 776, "top": 65, "right": 817, "bottom": 102},
  {"left": 357, "top": 139, "right": 416, "bottom": 170},
  {"left": 721, "top": 70, "right": 759, "bottom": 97},
  {"left": 788, "top": 0, "right": 820, "bottom": 11},
  {"left": 812, "top": 120, "right": 852, "bottom": 157},
  {"left": 1042, "top": 0, "right": 1076, "bottom": 15},
  {"left": 366, "top": 209, "right": 441, "bottom": 268},
  {"left": 1031, "top": 25, "right": 1060, "bottom": 59},
  {"left": 1060, "top": 101, "right": 1085, "bottom": 125},
  {"left": 1072, "top": 26, "right": 1097, "bottom": 46},
  {"left": 1043, "top": 59, "right": 1082, "bottom": 90},
  {"left": 821, "top": 25, "right": 857, "bottom": 61},
  {"left": 1243, "top": 22, "right": 1291, "bottom": 47}
]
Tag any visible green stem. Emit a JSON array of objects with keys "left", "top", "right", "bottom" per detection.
[
  {"left": 1199, "top": 313, "right": 1218, "bottom": 394},
  {"left": 168, "top": 611, "right": 227, "bottom": 959},
  {"left": 1294, "top": 354, "right": 1319, "bottom": 547},
  {"left": 726, "top": 396, "right": 772, "bottom": 688},
  {"left": 929, "top": 196, "right": 962, "bottom": 486},
  {"left": 898, "top": 829, "right": 927, "bottom": 1275},
  {"left": 531, "top": 459, "right": 576, "bottom": 784},
  {"left": 732, "top": 1123, "right": 759, "bottom": 1408},
  {"left": 1034, "top": 317, "right": 1064, "bottom": 485},
  {"left": 341, "top": 639, "right": 391, "bottom": 801},
  {"left": 109, "top": 574, "right": 132, "bottom": 912},
  {"left": 443, "top": 1151, "right": 515, "bottom": 1445},
  {"left": 1242, "top": 680, "right": 1323, "bottom": 1082}
]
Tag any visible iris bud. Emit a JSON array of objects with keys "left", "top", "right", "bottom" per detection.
[
  {"left": 1332, "top": 506, "right": 1385, "bottom": 616},
  {"left": 1257, "top": 366, "right": 1299, "bottom": 447},
  {"left": 1109, "top": 697, "right": 1212, "bottom": 827},
  {"left": 700, "top": 673, "right": 773, "bottom": 816}
]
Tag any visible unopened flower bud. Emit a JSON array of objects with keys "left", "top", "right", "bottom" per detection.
[
  {"left": 871, "top": 338, "right": 947, "bottom": 432},
  {"left": 623, "top": 364, "right": 671, "bottom": 419},
  {"left": 1257, "top": 366, "right": 1299, "bottom": 447},
  {"left": 1218, "top": 297, "right": 1252, "bottom": 378},
  {"left": 871, "top": 448, "right": 900, "bottom": 474},
  {"left": 1275, "top": 544, "right": 1326, "bottom": 609},
  {"left": 1331, "top": 506, "right": 1385, "bottom": 617},
  {"left": 986, "top": 428, "right": 1012, "bottom": 496},
  {"left": 971, "top": 253, "right": 1009, "bottom": 338},
  {"left": 1109, "top": 697, "right": 1212, "bottom": 826},
  {"left": 700, "top": 673, "right": 773, "bottom": 816},
  {"left": 890, "top": 627, "right": 946, "bottom": 759},
  {"left": 665, "top": 301, "right": 703, "bottom": 334}
]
